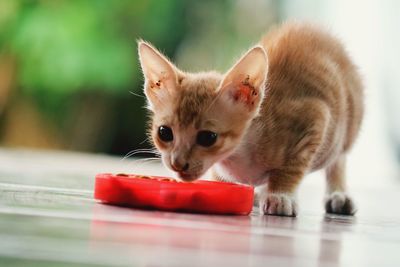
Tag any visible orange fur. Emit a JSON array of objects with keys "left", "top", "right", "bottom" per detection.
[{"left": 138, "top": 22, "right": 363, "bottom": 216}]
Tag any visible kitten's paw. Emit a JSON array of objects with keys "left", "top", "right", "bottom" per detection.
[
  {"left": 259, "top": 193, "right": 298, "bottom": 217},
  {"left": 325, "top": 191, "right": 357, "bottom": 215}
]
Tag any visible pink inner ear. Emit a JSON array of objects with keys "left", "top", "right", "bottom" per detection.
[{"left": 232, "top": 77, "right": 258, "bottom": 108}]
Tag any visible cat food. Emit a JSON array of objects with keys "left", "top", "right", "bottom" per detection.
[{"left": 94, "top": 173, "right": 254, "bottom": 215}]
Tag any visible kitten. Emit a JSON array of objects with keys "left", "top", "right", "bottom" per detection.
[{"left": 138, "top": 22, "right": 364, "bottom": 216}]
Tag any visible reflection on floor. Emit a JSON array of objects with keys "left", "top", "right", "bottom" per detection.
[{"left": 0, "top": 149, "right": 399, "bottom": 267}]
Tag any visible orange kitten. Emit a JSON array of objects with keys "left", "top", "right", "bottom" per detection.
[{"left": 138, "top": 22, "right": 364, "bottom": 216}]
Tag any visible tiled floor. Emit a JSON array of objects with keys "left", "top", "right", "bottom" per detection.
[{"left": 0, "top": 148, "right": 400, "bottom": 266}]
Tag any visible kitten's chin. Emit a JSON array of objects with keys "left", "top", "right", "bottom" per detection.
[{"left": 176, "top": 171, "right": 202, "bottom": 182}]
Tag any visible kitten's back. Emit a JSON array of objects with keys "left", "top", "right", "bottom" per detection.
[{"left": 255, "top": 22, "right": 363, "bottom": 171}]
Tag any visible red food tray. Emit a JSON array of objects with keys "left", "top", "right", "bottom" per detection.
[{"left": 94, "top": 173, "right": 254, "bottom": 215}]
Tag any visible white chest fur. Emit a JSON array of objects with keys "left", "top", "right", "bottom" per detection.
[
  {"left": 214, "top": 145, "right": 270, "bottom": 186},
  {"left": 214, "top": 121, "right": 272, "bottom": 186}
]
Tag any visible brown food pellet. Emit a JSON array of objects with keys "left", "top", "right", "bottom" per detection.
[
  {"left": 159, "top": 178, "right": 175, "bottom": 182},
  {"left": 135, "top": 175, "right": 152, "bottom": 179}
]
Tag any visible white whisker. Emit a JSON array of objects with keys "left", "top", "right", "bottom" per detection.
[
  {"left": 121, "top": 148, "right": 160, "bottom": 161},
  {"left": 129, "top": 90, "right": 145, "bottom": 99}
]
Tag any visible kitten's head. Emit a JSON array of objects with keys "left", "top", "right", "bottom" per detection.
[{"left": 138, "top": 41, "right": 268, "bottom": 181}]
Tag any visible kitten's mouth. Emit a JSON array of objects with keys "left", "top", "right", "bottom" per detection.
[{"left": 177, "top": 171, "right": 200, "bottom": 182}]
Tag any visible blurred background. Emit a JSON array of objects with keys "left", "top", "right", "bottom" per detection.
[{"left": 0, "top": 0, "right": 399, "bottom": 186}]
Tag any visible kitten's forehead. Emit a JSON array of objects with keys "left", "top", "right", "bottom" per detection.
[{"left": 176, "top": 72, "right": 222, "bottom": 128}]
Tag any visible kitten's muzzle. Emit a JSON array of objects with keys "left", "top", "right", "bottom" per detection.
[{"left": 170, "top": 157, "right": 201, "bottom": 181}]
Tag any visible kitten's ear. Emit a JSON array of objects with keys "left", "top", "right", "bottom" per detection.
[
  {"left": 138, "top": 41, "right": 179, "bottom": 108},
  {"left": 219, "top": 46, "right": 268, "bottom": 113}
]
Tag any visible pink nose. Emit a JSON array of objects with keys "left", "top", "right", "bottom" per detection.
[{"left": 171, "top": 162, "right": 189, "bottom": 172}]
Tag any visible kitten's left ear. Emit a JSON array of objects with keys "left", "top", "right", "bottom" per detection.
[
  {"left": 219, "top": 46, "right": 268, "bottom": 112},
  {"left": 138, "top": 41, "right": 179, "bottom": 108}
]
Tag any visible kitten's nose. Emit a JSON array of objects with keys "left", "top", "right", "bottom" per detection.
[
  {"left": 171, "top": 161, "right": 189, "bottom": 172},
  {"left": 182, "top": 163, "right": 189, "bottom": 171}
]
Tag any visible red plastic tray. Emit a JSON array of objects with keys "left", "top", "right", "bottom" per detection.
[{"left": 94, "top": 173, "right": 254, "bottom": 215}]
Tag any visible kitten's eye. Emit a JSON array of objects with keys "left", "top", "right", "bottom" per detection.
[
  {"left": 158, "top": 126, "right": 173, "bottom": 142},
  {"left": 197, "top": 131, "right": 218, "bottom": 147}
]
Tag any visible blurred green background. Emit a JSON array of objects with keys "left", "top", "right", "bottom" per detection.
[{"left": 0, "top": 0, "right": 278, "bottom": 156}]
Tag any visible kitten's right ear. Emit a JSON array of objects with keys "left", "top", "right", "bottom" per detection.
[
  {"left": 219, "top": 46, "right": 268, "bottom": 114},
  {"left": 138, "top": 41, "right": 178, "bottom": 108}
]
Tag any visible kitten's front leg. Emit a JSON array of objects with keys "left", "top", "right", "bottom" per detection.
[
  {"left": 259, "top": 190, "right": 298, "bottom": 216},
  {"left": 259, "top": 168, "right": 304, "bottom": 217}
]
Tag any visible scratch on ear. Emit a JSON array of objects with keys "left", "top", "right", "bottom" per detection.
[
  {"left": 232, "top": 75, "right": 260, "bottom": 110},
  {"left": 150, "top": 79, "right": 162, "bottom": 89}
]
